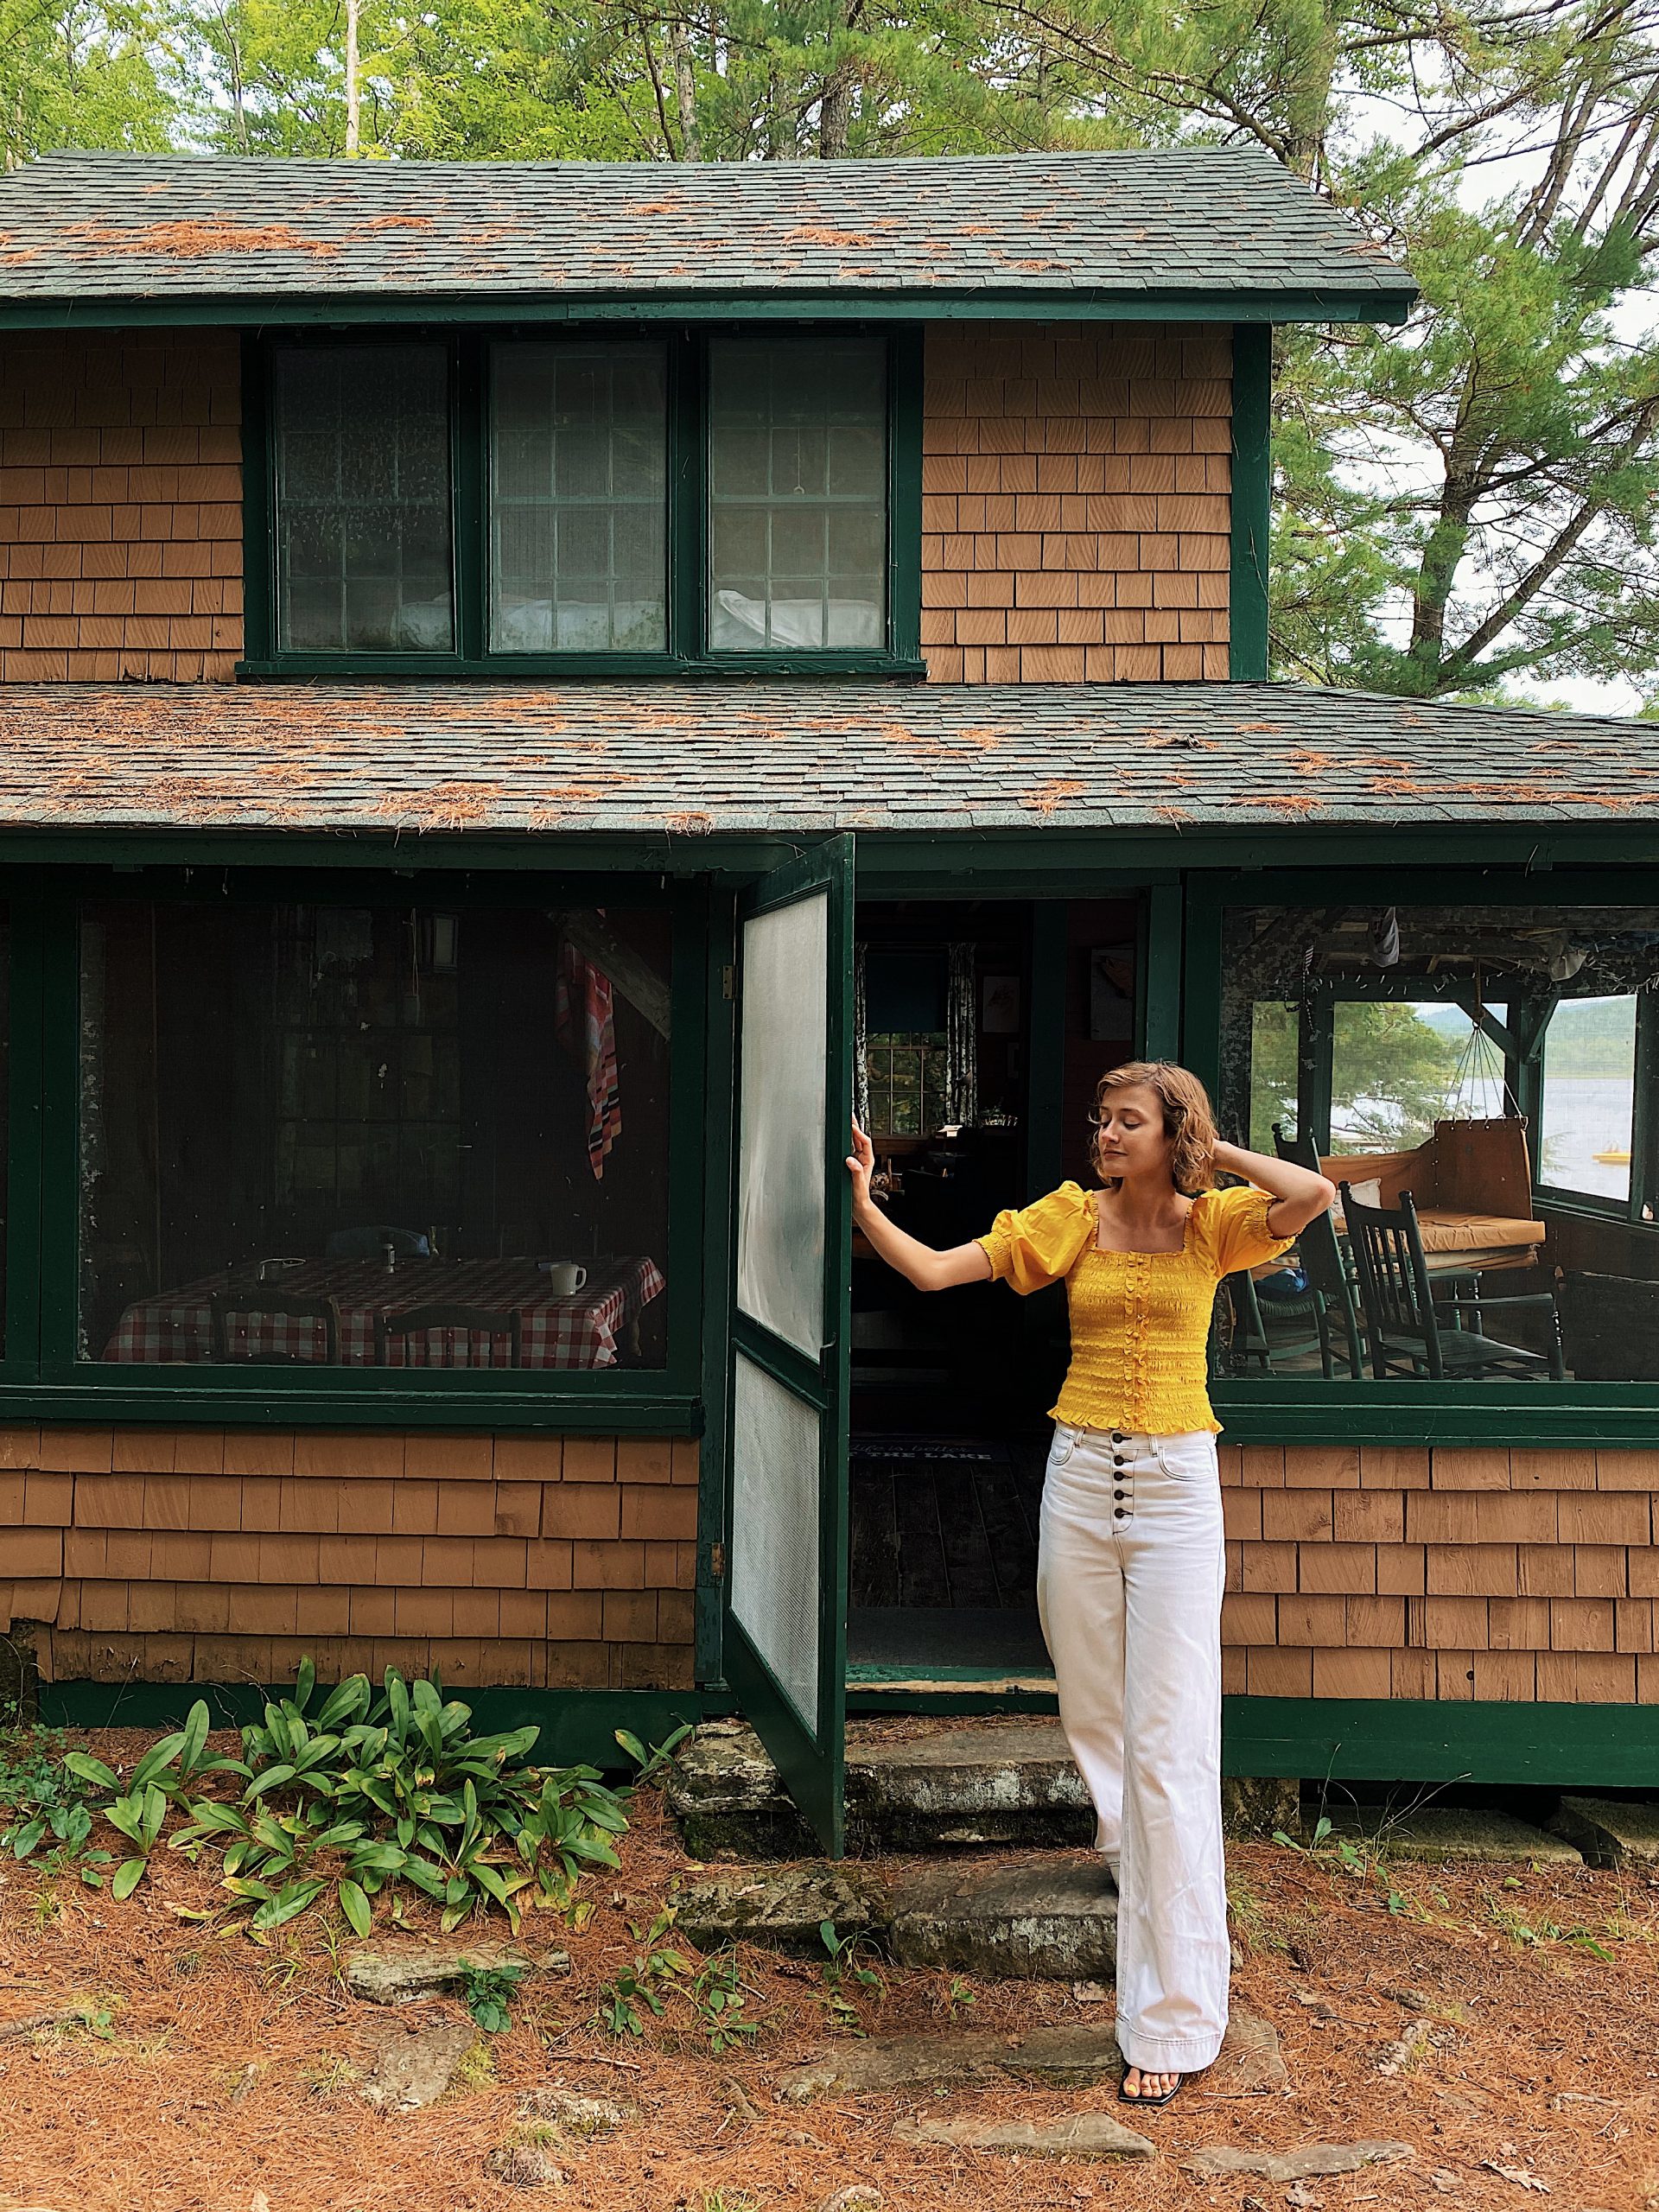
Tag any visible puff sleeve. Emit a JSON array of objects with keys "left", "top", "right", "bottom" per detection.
[
  {"left": 1195, "top": 1183, "right": 1297, "bottom": 1277},
  {"left": 976, "top": 1182, "right": 1095, "bottom": 1294}
]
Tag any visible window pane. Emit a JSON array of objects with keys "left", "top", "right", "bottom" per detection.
[
  {"left": 272, "top": 345, "right": 454, "bottom": 652},
  {"left": 709, "top": 338, "right": 887, "bottom": 653},
  {"left": 79, "top": 900, "right": 671, "bottom": 1371},
  {"left": 489, "top": 341, "right": 668, "bottom": 652},
  {"left": 1541, "top": 995, "right": 1637, "bottom": 1203},
  {"left": 1219, "top": 901, "right": 1659, "bottom": 1386}
]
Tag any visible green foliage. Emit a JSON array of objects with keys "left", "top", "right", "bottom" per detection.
[
  {"left": 690, "top": 1948, "right": 760, "bottom": 2055},
  {"left": 57, "top": 1663, "right": 629, "bottom": 1938},
  {"left": 817, "top": 1916, "right": 882, "bottom": 2031},
  {"left": 595, "top": 1909, "right": 689, "bottom": 2036},
  {"left": 13, "top": 1, "right": 1659, "bottom": 696},
  {"left": 613, "top": 1719, "right": 694, "bottom": 1787},
  {"left": 0, "top": 1720, "right": 105, "bottom": 1876},
  {"left": 0, "top": 1, "right": 175, "bottom": 166},
  {"left": 462, "top": 1961, "right": 530, "bottom": 2033},
  {"left": 1248, "top": 999, "right": 1469, "bottom": 1154}
]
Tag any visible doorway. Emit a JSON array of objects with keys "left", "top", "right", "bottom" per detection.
[{"left": 847, "top": 893, "right": 1144, "bottom": 1677}]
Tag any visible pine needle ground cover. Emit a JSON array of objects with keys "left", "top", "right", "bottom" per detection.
[{"left": 0, "top": 1717, "right": 1656, "bottom": 2211}]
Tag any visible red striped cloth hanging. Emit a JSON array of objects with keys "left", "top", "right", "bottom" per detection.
[{"left": 555, "top": 938, "right": 622, "bottom": 1179}]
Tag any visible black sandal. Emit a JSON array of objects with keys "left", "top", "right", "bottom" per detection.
[{"left": 1118, "top": 2069, "right": 1183, "bottom": 2108}]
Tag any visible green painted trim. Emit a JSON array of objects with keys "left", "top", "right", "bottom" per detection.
[
  {"left": 1229, "top": 324, "right": 1272, "bottom": 681},
  {"left": 236, "top": 653, "right": 929, "bottom": 681},
  {"left": 38, "top": 1679, "right": 728, "bottom": 1770},
  {"left": 1141, "top": 883, "right": 1183, "bottom": 1060},
  {"left": 695, "top": 893, "right": 738, "bottom": 1688},
  {"left": 0, "top": 290, "right": 1418, "bottom": 334},
  {"left": 4, "top": 877, "right": 44, "bottom": 1375},
  {"left": 36, "top": 889, "right": 77, "bottom": 1370},
  {"left": 888, "top": 327, "right": 924, "bottom": 665},
  {"left": 238, "top": 334, "right": 272, "bottom": 664},
  {"left": 1211, "top": 1389, "right": 1659, "bottom": 1446},
  {"left": 3, "top": 831, "right": 1656, "bottom": 884},
  {"left": 4, "top": 1387, "right": 701, "bottom": 1433},
  {"left": 1225, "top": 1696, "right": 1659, "bottom": 1787},
  {"left": 1026, "top": 901, "right": 1067, "bottom": 1200}
]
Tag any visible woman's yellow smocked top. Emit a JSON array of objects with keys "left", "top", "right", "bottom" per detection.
[{"left": 977, "top": 1182, "right": 1293, "bottom": 1436}]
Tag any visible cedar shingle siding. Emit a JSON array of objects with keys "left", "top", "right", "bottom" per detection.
[
  {"left": 0, "top": 332, "right": 242, "bottom": 682},
  {"left": 1220, "top": 1445, "right": 1659, "bottom": 1704},
  {"left": 0, "top": 1427, "right": 698, "bottom": 1691},
  {"left": 922, "top": 324, "right": 1231, "bottom": 683}
]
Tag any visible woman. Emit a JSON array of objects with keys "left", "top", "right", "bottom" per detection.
[{"left": 848, "top": 1061, "right": 1335, "bottom": 2107}]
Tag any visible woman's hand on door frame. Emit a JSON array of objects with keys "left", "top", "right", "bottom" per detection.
[{"left": 848, "top": 1121, "right": 878, "bottom": 1215}]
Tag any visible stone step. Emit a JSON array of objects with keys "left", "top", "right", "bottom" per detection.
[
  {"left": 674, "top": 1849, "right": 1117, "bottom": 1980},
  {"left": 667, "top": 1718, "right": 1298, "bottom": 1860},
  {"left": 670, "top": 1719, "right": 1091, "bottom": 1859}
]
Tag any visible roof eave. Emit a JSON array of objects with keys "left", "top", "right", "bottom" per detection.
[{"left": 0, "top": 281, "right": 1419, "bottom": 331}]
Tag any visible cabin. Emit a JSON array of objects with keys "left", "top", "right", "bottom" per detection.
[{"left": 0, "top": 149, "right": 1653, "bottom": 1848}]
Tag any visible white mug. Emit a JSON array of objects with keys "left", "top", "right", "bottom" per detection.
[{"left": 544, "top": 1261, "right": 588, "bottom": 1296}]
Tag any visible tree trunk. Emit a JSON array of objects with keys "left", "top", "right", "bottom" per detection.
[
  {"left": 669, "top": 16, "right": 699, "bottom": 161},
  {"left": 345, "top": 0, "right": 362, "bottom": 156}
]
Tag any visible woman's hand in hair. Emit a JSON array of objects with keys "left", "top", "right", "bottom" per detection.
[{"left": 1211, "top": 1138, "right": 1337, "bottom": 1236}]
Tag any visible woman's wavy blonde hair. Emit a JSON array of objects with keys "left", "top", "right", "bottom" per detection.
[{"left": 1090, "top": 1060, "right": 1218, "bottom": 1196}]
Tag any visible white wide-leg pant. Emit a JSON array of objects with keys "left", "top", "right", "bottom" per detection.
[{"left": 1036, "top": 1422, "right": 1229, "bottom": 2074}]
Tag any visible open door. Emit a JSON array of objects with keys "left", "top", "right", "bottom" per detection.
[{"left": 722, "top": 836, "right": 855, "bottom": 1857}]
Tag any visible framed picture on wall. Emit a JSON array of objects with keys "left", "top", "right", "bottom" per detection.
[
  {"left": 981, "top": 974, "right": 1021, "bottom": 1035},
  {"left": 1090, "top": 944, "right": 1136, "bottom": 1042}
]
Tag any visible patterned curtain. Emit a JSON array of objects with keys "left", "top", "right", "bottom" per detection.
[
  {"left": 853, "top": 939, "right": 870, "bottom": 1132},
  {"left": 946, "top": 940, "right": 977, "bottom": 1128}
]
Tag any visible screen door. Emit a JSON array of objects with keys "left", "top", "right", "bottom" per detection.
[{"left": 722, "top": 836, "right": 854, "bottom": 1856}]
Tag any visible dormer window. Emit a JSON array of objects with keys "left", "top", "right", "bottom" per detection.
[
  {"left": 271, "top": 342, "right": 455, "bottom": 654},
  {"left": 245, "top": 330, "right": 918, "bottom": 677}
]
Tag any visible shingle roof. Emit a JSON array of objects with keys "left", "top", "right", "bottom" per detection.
[
  {"left": 0, "top": 683, "right": 1649, "bottom": 835},
  {"left": 0, "top": 151, "right": 1413, "bottom": 317}
]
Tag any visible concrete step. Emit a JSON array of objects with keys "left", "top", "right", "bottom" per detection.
[
  {"left": 667, "top": 1718, "right": 1299, "bottom": 1860},
  {"left": 1549, "top": 1794, "right": 1659, "bottom": 1866},
  {"left": 1324, "top": 1807, "right": 1582, "bottom": 1866},
  {"left": 669, "top": 1719, "right": 1094, "bottom": 1859},
  {"left": 674, "top": 1849, "right": 1118, "bottom": 1980}
]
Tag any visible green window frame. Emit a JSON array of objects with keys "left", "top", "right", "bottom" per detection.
[
  {"left": 240, "top": 328, "right": 924, "bottom": 680},
  {"left": 1185, "top": 861, "right": 1659, "bottom": 1446},
  {"left": 0, "top": 864, "right": 709, "bottom": 1431}
]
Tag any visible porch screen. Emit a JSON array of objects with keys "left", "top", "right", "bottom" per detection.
[
  {"left": 736, "top": 893, "right": 827, "bottom": 1359},
  {"left": 708, "top": 337, "right": 887, "bottom": 653},
  {"left": 490, "top": 341, "right": 669, "bottom": 652},
  {"left": 730, "top": 1352, "right": 822, "bottom": 1726},
  {"left": 271, "top": 344, "right": 454, "bottom": 653},
  {"left": 1218, "top": 900, "right": 1659, "bottom": 1386},
  {"left": 77, "top": 899, "right": 671, "bottom": 1373}
]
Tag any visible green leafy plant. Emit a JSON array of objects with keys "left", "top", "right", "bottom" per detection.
[
  {"left": 613, "top": 1720, "right": 694, "bottom": 1787},
  {"left": 462, "top": 1961, "right": 529, "bottom": 2035},
  {"left": 596, "top": 1910, "right": 689, "bottom": 2037},
  {"left": 60, "top": 1662, "right": 632, "bottom": 1937},
  {"left": 0, "top": 1721, "right": 106, "bottom": 1877},
  {"left": 690, "top": 1948, "right": 760, "bottom": 2056},
  {"left": 818, "top": 1918, "right": 882, "bottom": 2032}
]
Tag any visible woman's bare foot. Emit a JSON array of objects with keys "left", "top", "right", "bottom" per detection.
[{"left": 1120, "top": 2066, "right": 1181, "bottom": 2102}]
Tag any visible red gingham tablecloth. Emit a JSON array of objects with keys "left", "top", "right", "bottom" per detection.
[{"left": 102, "top": 1255, "right": 667, "bottom": 1370}]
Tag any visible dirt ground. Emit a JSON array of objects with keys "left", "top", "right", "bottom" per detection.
[{"left": 0, "top": 1730, "right": 1655, "bottom": 2212}]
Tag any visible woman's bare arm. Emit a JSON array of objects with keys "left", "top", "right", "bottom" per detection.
[
  {"left": 848, "top": 1124, "right": 994, "bottom": 1292},
  {"left": 1211, "top": 1138, "right": 1337, "bottom": 1236}
]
